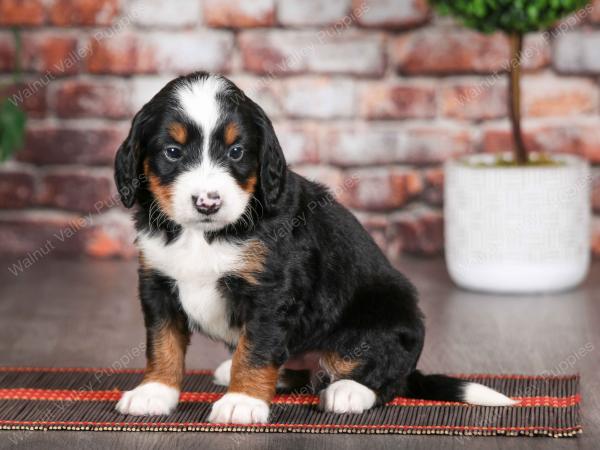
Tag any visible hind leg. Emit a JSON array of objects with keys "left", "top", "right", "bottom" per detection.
[{"left": 318, "top": 323, "right": 423, "bottom": 413}]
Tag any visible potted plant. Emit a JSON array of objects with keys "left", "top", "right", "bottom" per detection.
[
  {"left": 430, "top": 0, "right": 591, "bottom": 293},
  {"left": 1, "top": 29, "right": 26, "bottom": 162}
]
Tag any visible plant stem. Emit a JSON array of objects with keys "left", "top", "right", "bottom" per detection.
[{"left": 508, "top": 32, "right": 528, "bottom": 164}]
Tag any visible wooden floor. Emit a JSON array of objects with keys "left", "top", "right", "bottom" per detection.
[{"left": 0, "top": 256, "right": 598, "bottom": 449}]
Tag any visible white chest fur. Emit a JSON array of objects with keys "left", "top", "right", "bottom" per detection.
[{"left": 137, "top": 229, "right": 244, "bottom": 345}]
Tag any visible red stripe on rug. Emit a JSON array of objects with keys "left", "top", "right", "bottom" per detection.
[{"left": 0, "top": 389, "right": 580, "bottom": 408}]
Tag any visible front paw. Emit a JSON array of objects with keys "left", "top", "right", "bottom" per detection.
[
  {"left": 208, "top": 392, "right": 269, "bottom": 424},
  {"left": 116, "top": 382, "right": 179, "bottom": 416}
]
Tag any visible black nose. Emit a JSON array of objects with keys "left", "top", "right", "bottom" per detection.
[{"left": 192, "top": 192, "right": 222, "bottom": 216}]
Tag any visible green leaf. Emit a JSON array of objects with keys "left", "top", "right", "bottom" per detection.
[
  {"left": 428, "top": 0, "right": 590, "bottom": 33},
  {"left": 0, "top": 98, "right": 26, "bottom": 162}
]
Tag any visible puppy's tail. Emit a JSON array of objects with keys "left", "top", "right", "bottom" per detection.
[{"left": 405, "top": 370, "right": 518, "bottom": 406}]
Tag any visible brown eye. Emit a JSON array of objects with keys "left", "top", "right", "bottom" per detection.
[
  {"left": 228, "top": 145, "right": 244, "bottom": 161},
  {"left": 164, "top": 146, "right": 182, "bottom": 161}
]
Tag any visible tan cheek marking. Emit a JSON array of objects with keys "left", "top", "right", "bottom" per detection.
[
  {"left": 143, "top": 321, "right": 190, "bottom": 389},
  {"left": 168, "top": 122, "right": 187, "bottom": 145},
  {"left": 241, "top": 174, "right": 257, "bottom": 195},
  {"left": 228, "top": 334, "right": 279, "bottom": 403},
  {"left": 236, "top": 239, "right": 268, "bottom": 285},
  {"left": 321, "top": 351, "right": 360, "bottom": 379},
  {"left": 224, "top": 122, "right": 239, "bottom": 146},
  {"left": 138, "top": 251, "right": 149, "bottom": 272},
  {"left": 144, "top": 160, "right": 174, "bottom": 216}
]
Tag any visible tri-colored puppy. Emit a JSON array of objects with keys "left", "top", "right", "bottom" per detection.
[{"left": 114, "top": 72, "right": 516, "bottom": 424}]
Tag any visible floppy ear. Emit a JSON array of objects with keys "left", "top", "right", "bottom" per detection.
[
  {"left": 254, "top": 103, "right": 286, "bottom": 211},
  {"left": 114, "top": 110, "right": 148, "bottom": 208}
]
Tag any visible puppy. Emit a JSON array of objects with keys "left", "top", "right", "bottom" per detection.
[{"left": 114, "top": 72, "right": 516, "bottom": 424}]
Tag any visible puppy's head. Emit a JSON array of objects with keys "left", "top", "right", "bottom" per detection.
[{"left": 115, "top": 72, "right": 286, "bottom": 232}]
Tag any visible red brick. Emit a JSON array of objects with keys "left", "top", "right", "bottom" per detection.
[
  {"left": 0, "top": 165, "right": 36, "bottom": 209},
  {"left": 522, "top": 75, "right": 598, "bottom": 117},
  {"left": 391, "top": 29, "right": 509, "bottom": 75},
  {"left": 592, "top": 169, "right": 600, "bottom": 213},
  {"left": 0, "top": 0, "right": 45, "bottom": 26},
  {"left": 278, "top": 0, "right": 350, "bottom": 26},
  {"left": 36, "top": 168, "right": 115, "bottom": 214},
  {"left": 49, "top": 0, "right": 119, "bottom": 26},
  {"left": 86, "top": 31, "right": 233, "bottom": 74},
  {"left": 85, "top": 210, "right": 136, "bottom": 258},
  {"left": 482, "top": 120, "right": 600, "bottom": 163},
  {"left": 359, "top": 80, "right": 436, "bottom": 120},
  {"left": 440, "top": 78, "right": 507, "bottom": 120},
  {"left": 273, "top": 122, "right": 319, "bottom": 165},
  {"left": 127, "top": 0, "right": 201, "bottom": 28},
  {"left": 423, "top": 167, "right": 444, "bottom": 206},
  {"left": 522, "top": 33, "right": 551, "bottom": 71},
  {"left": 229, "top": 75, "right": 283, "bottom": 118},
  {"left": 239, "top": 30, "right": 385, "bottom": 76},
  {"left": 292, "top": 165, "right": 347, "bottom": 198},
  {"left": 51, "top": 80, "right": 131, "bottom": 119},
  {"left": 18, "top": 123, "right": 127, "bottom": 166},
  {"left": 130, "top": 76, "right": 173, "bottom": 112},
  {"left": 203, "top": 0, "right": 275, "bottom": 27},
  {"left": 0, "top": 31, "right": 15, "bottom": 72},
  {"left": 554, "top": 31, "right": 600, "bottom": 74},
  {"left": 593, "top": 216, "right": 600, "bottom": 258},
  {"left": 390, "top": 206, "right": 444, "bottom": 256},
  {"left": 342, "top": 167, "right": 422, "bottom": 212},
  {"left": 23, "top": 33, "right": 81, "bottom": 76},
  {"left": 355, "top": 212, "right": 390, "bottom": 253},
  {"left": 0, "top": 211, "right": 93, "bottom": 258},
  {"left": 1, "top": 81, "right": 47, "bottom": 118},
  {"left": 354, "top": 0, "right": 430, "bottom": 28},
  {"left": 591, "top": 0, "right": 600, "bottom": 23},
  {"left": 85, "top": 33, "right": 153, "bottom": 75},
  {"left": 322, "top": 124, "right": 473, "bottom": 166},
  {"left": 281, "top": 77, "right": 355, "bottom": 119}
]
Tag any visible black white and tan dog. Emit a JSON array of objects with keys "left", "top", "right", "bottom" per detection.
[{"left": 114, "top": 72, "right": 516, "bottom": 424}]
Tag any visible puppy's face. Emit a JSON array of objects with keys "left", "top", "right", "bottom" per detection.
[{"left": 115, "top": 73, "right": 284, "bottom": 232}]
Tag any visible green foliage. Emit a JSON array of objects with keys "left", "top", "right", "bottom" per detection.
[
  {"left": 430, "top": 0, "right": 590, "bottom": 34},
  {"left": 0, "top": 99, "right": 26, "bottom": 162},
  {"left": 0, "top": 28, "right": 26, "bottom": 163}
]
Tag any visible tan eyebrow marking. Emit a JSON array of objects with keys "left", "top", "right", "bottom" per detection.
[
  {"left": 168, "top": 122, "right": 187, "bottom": 144},
  {"left": 224, "top": 122, "right": 239, "bottom": 146}
]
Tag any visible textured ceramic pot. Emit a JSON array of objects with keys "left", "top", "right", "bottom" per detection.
[{"left": 444, "top": 153, "right": 590, "bottom": 294}]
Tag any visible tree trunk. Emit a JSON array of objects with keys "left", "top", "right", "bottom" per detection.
[{"left": 508, "top": 33, "right": 528, "bottom": 165}]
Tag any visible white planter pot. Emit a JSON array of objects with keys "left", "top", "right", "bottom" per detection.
[{"left": 444, "top": 153, "right": 591, "bottom": 294}]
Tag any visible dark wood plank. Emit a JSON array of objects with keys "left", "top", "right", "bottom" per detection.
[{"left": 0, "top": 256, "right": 594, "bottom": 449}]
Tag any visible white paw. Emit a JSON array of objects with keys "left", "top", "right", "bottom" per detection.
[
  {"left": 116, "top": 382, "right": 179, "bottom": 416},
  {"left": 213, "top": 359, "right": 232, "bottom": 386},
  {"left": 208, "top": 392, "right": 269, "bottom": 424},
  {"left": 319, "top": 379, "right": 376, "bottom": 414}
]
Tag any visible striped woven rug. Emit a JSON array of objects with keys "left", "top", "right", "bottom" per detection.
[{"left": 0, "top": 368, "right": 581, "bottom": 437}]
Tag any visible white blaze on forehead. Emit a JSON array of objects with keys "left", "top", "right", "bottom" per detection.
[
  {"left": 176, "top": 75, "right": 226, "bottom": 154},
  {"left": 170, "top": 75, "right": 249, "bottom": 231}
]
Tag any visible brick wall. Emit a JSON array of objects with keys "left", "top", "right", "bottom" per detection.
[{"left": 1, "top": 0, "right": 600, "bottom": 262}]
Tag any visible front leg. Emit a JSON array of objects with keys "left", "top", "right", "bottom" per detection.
[
  {"left": 208, "top": 332, "right": 280, "bottom": 424},
  {"left": 117, "top": 271, "right": 190, "bottom": 415}
]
